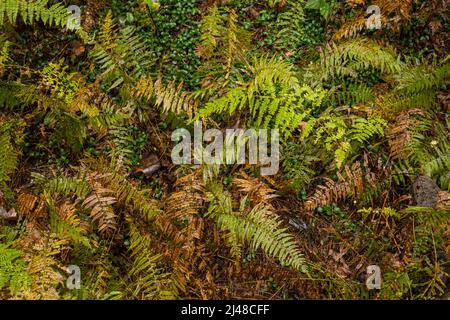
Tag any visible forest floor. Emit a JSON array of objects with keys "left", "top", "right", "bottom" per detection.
[{"left": 0, "top": 0, "right": 449, "bottom": 300}]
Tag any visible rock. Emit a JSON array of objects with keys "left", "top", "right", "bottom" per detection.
[
  {"left": 140, "top": 163, "right": 162, "bottom": 177},
  {"left": 412, "top": 176, "right": 441, "bottom": 208},
  {"left": 135, "top": 153, "right": 162, "bottom": 178}
]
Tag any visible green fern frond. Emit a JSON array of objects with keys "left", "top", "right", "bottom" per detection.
[
  {"left": 0, "top": 243, "right": 32, "bottom": 297},
  {"left": 0, "top": 121, "right": 20, "bottom": 187},
  {"left": 127, "top": 219, "right": 178, "bottom": 299},
  {"left": 350, "top": 117, "right": 387, "bottom": 144},
  {"left": 216, "top": 204, "right": 306, "bottom": 272},
  {"left": 275, "top": 1, "right": 305, "bottom": 49},
  {"left": 131, "top": 77, "right": 198, "bottom": 119},
  {"left": 282, "top": 141, "right": 320, "bottom": 190},
  {"left": 305, "top": 39, "right": 403, "bottom": 85},
  {"left": 246, "top": 56, "right": 300, "bottom": 99},
  {"left": 45, "top": 111, "right": 87, "bottom": 154},
  {"left": 333, "top": 82, "right": 375, "bottom": 106},
  {"left": 196, "top": 60, "right": 325, "bottom": 139},
  {"left": 0, "top": 37, "right": 11, "bottom": 75},
  {"left": 91, "top": 11, "right": 155, "bottom": 90},
  {"left": 198, "top": 5, "right": 223, "bottom": 60},
  {"left": 197, "top": 6, "right": 251, "bottom": 86},
  {"left": 395, "top": 60, "right": 450, "bottom": 95},
  {"left": 0, "top": 0, "right": 71, "bottom": 28},
  {"left": 109, "top": 125, "right": 140, "bottom": 166},
  {"left": 0, "top": 81, "right": 27, "bottom": 110},
  {"left": 33, "top": 172, "right": 92, "bottom": 199},
  {"left": 378, "top": 60, "right": 450, "bottom": 113},
  {"left": 206, "top": 178, "right": 306, "bottom": 273},
  {"left": 45, "top": 195, "right": 91, "bottom": 248},
  {"left": 41, "top": 59, "right": 80, "bottom": 104}
]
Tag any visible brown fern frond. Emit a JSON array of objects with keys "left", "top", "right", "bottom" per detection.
[
  {"left": 334, "top": 0, "right": 413, "bottom": 40},
  {"left": 386, "top": 109, "right": 424, "bottom": 160},
  {"left": 17, "top": 192, "right": 38, "bottom": 218},
  {"left": 55, "top": 201, "right": 92, "bottom": 235},
  {"left": 375, "top": 0, "right": 413, "bottom": 30},
  {"left": 14, "top": 225, "right": 68, "bottom": 300},
  {"left": 83, "top": 159, "right": 161, "bottom": 221},
  {"left": 162, "top": 169, "right": 210, "bottom": 293},
  {"left": 376, "top": 0, "right": 412, "bottom": 20},
  {"left": 233, "top": 172, "right": 278, "bottom": 207},
  {"left": 165, "top": 170, "right": 206, "bottom": 250},
  {"left": 333, "top": 15, "right": 366, "bottom": 41},
  {"left": 347, "top": 0, "right": 366, "bottom": 6},
  {"left": 166, "top": 170, "right": 206, "bottom": 219},
  {"left": 305, "top": 161, "right": 377, "bottom": 211},
  {"left": 17, "top": 193, "right": 47, "bottom": 222},
  {"left": 82, "top": 182, "right": 117, "bottom": 234}
]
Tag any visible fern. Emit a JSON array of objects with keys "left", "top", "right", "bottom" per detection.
[
  {"left": 305, "top": 160, "right": 379, "bottom": 210},
  {"left": 108, "top": 125, "right": 147, "bottom": 167},
  {"left": 33, "top": 170, "right": 117, "bottom": 235},
  {"left": 13, "top": 229, "right": 68, "bottom": 299},
  {"left": 403, "top": 206, "right": 450, "bottom": 298},
  {"left": 333, "top": 0, "right": 414, "bottom": 40},
  {"left": 214, "top": 201, "right": 306, "bottom": 272},
  {"left": 0, "top": 81, "right": 28, "bottom": 110},
  {"left": 305, "top": 39, "right": 402, "bottom": 85},
  {"left": 91, "top": 11, "right": 155, "bottom": 90},
  {"left": 45, "top": 195, "right": 91, "bottom": 248},
  {"left": 86, "top": 159, "right": 161, "bottom": 221},
  {"left": 197, "top": 5, "right": 223, "bottom": 60},
  {"left": 33, "top": 172, "right": 92, "bottom": 199},
  {"left": 41, "top": 59, "right": 80, "bottom": 104},
  {"left": 196, "top": 6, "right": 251, "bottom": 87},
  {"left": 396, "top": 61, "right": 450, "bottom": 94},
  {"left": 275, "top": 0, "right": 305, "bottom": 50},
  {"left": 332, "top": 14, "right": 366, "bottom": 41},
  {"left": 109, "top": 125, "right": 141, "bottom": 166},
  {"left": 0, "top": 0, "right": 72, "bottom": 28},
  {"left": 0, "top": 120, "right": 20, "bottom": 188},
  {"left": 282, "top": 141, "right": 320, "bottom": 190},
  {"left": 398, "top": 113, "right": 450, "bottom": 190},
  {"left": 268, "top": 0, "right": 288, "bottom": 7},
  {"left": 332, "top": 82, "right": 375, "bottom": 107},
  {"left": 302, "top": 112, "right": 387, "bottom": 168},
  {"left": 127, "top": 219, "right": 178, "bottom": 299},
  {"left": 205, "top": 171, "right": 306, "bottom": 273},
  {"left": 46, "top": 111, "right": 87, "bottom": 155},
  {"left": 350, "top": 117, "right": 387, "bottom": 144},
  {"left": 197, "top": 57, "right": 325, "bottom": 139},
  {"left": 131, "top": 77, "right": 198, "bottom": 119},
  {"left": 82, "top": 184, "right": 117, "bottom": 235},
  {"left": 382, "top": 60, "right": 450, "bottom": 113},
  {"left": 0, "top": 243, "right": 31, "bottom": 297},
  {"left": 0, "top": 37, "right": 11, "bottom": 76},
  {"left": 246, "top": 56, "right": 301, "bottom": 99}
]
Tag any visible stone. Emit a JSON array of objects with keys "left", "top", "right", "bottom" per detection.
[{"left": 412, "top": 175, "right": 441, "bottom": 208}]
